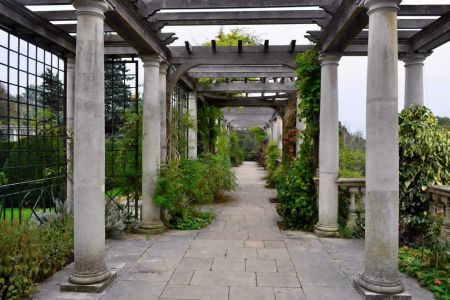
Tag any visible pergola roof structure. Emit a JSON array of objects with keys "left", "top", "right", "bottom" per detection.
[{"left": 1, "top": 0, "right": 449, "bottom": 128}]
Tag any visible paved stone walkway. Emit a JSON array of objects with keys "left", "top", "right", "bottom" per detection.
[{"left": 35, "top": 162, "right": 434, "bottom": 299}]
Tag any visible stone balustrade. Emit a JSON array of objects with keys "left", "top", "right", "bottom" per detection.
[
  {"left": 336, "top": 178, "right": 366, "bottom": 229},
  {"left": 313, "top": 177, "right": 366, "bottom": 229},
  {"left": 427, "top": 185, "right": 450, "bottom": 240}
]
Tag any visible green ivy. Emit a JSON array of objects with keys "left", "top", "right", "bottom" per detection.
[
  {"left": 276, "top": 50, "right": 320, "bottom": 230},
  {"left": 399, "top": 105, "right": 450, "bottom": 241}
]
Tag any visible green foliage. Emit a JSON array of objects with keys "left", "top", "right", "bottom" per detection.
[
  {"left": 171, "top": 210, "right": 214, "bottom": 230},
  {"left": 250, "top": 127, "right": 267, "bottom": 145},
  {"left": 197, "top": 104, "right": 222, "bottom": 155},
  {"left": 399, "top": 105, "right": 450, "bottom": 240},
  {"left": 399, "top": 245, "right": 449, "bottom": 300},
  {"left": 197, "top": 28, "right": 261, "bottom": 89},
  {"left": 155, "top": 154, "right": 236, "bottom": 229},
  {"left": 437, "top": 116, "right": 450, "bottom": 131},
  {"left": 276, "top": 50, "right": 320, "bottom": 230},
  {"left": 262, "top": 141, "right": 281, "bottom": 187},
  {"left": 339, "top": 126, "right": 365, "bottom": 178},
  {"left": 203, "top": 28, "right": 262, "bottom": 47},
  {"left": 0, "top": 217, "right": 73, "bottom": 299},
  {"left": 229, "top": 131, "right": 244, "bottom": 166}
]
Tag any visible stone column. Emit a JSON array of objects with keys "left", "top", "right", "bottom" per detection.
[
  {"left": 357, "top": 0, "right": 405, "bottom": 295},
  {"left": 139, "top": 55, "right": 164, "bottom": 232},
  {"left": 65, "top": 56, "right": 75, "bottom": 215},
  {"left": 188, "top": 92, "right": 198, "bottom": 159},
  {"left": 276, "top": 116, "right": 283, "bottom": 151},
  {"left": 70, "top": 0, "right": 111, "bottom": 285},
  {"left": 402, "top": 53, "right": 427, "bottom": 108},
  {"left": 315, "top": 53, "right": 341, "bottom": 237},
  {"left": 296, "top": 95, "right": 306, "bottom": 155},
  {"left": 159, "top": 62, "right": 168, "bottom": 164}
]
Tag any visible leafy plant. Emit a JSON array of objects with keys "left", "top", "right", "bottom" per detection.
[
  {"left": 262, "top": 141, "right": 281, "bottom": 187},
  {"left": 399, "top": 105, "right": 450, "bottom": 242},
  {"left": 399, "top": 245, "right": 449, "bottom": 300},
  {"left": 0, "top": 217, "right": 73, "bottom": 299},
  {"left": 276, "top": 50, "right": 320, "bottom": 230}
]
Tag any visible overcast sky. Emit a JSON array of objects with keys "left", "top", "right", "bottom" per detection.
[{"left": 162, "top": 0, "right": 450, "bottom": 133}]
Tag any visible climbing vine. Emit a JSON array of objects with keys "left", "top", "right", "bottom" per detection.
[{"left": 276, "top": 49, "right": 320, "bottom": 230}]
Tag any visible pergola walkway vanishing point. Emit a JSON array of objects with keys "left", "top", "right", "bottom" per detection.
[{"left": 1, "top": 0, "right": 449, "bottom": 298}]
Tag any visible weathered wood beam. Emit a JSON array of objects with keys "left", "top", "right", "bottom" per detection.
[
  {"left": 54, "top": 23, "right": 113, "bottom": 33},
  {"left": 169, "top": 45, "right": 311, "bottom": 68},
  {"left": 188, "top": 65, "right": 295, "bottom": 79},
  {"left": 105, "top": 0, "right": 169, "bottom": 58},
  {"left": 397, "top": 19, "right": 436, "bottom": 29},
  {"left": 0, "top": 0, "right": 75, "bottom": 53},
  {"left": 15, "top": 0, "right": 71, "bottom": 4},
  {"left": 207, "top": 98, "right": 288, "bottom": 107},
  {"left": 410, "top": 13, "right": 450, "bottom": 52},
  {"left": 197, "top": 82, "right": 296, "bottom": 93},
  {"left": 150, "top": 10, "right": 329, "bottom": 27},
  {"left": 399, "top": 5, "right": 450, "bottom": 16},
  {"left": 34, "top": 10, "right": 76, "bottom": 21},
  {"left": 137, "top": 0, "right": 334, "bottom": 16},
  {"left": 317, "top": 0, "right": 367, "bottom": 52}
]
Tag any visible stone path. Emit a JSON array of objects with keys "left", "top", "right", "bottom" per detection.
[{"left": 35, "top": 162, "right": 434, "bottom": 300}]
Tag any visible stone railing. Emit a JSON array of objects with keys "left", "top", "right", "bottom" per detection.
[
  {"left": 336, "top": 178, "right": 366, "bottom": 229},
  {"left": 427, "top": 185, "right": 450, "bottom": 240},
  {"left": 313, "top": 177, "right": 366, "bottom": 229}
]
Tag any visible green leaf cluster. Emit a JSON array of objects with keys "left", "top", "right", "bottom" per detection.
[
  {"left": 276, "top": 50, "right": 320, "bottom": 230},
  {"left": 399, "top": 105, "right": 450, "bottom": 240},
  {"left": 399, "top": 246, "right": 449, "bottom": 300},
  {"left": 155, "top": 154, "right": 236, "bottom": 230},
  {"left": 0, "top": 217, "right": 73, "bottom": 299}
]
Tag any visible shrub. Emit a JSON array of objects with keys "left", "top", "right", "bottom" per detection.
[
  {"left": 276, "top": 49, "right": 320, "bottom": 230},
  {"left": 399, "top": 105, "right": 450, "bottom": 241},
  {"left": 0, "top": 217, "right": 73, "bottom": 299},
  {"left": 155, "top": 154, "right": 236, "bottom": 229},
  {"left": 229, "top": 131, "right": 244, "bottom": 166},
  {"left": 263, "top": 140, "right": 281, "bottom": 187}
]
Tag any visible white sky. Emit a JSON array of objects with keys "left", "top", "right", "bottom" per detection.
[{"left": 161, "top": 0, "right": 450, "bottom": 133}]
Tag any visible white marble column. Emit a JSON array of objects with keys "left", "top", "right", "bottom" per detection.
[
  {"left": 70, "top": 0, "right": 111, "bottom": 285},
  {"left": 315, "top": 53, "right": 341, "bottom": 237},
  {"left": 65, "top": 56, "right": 75, "bottom": 215},
  {"left": 159, "top": 62, "right": 168, "bottom": 164},
  {"left": 139, "top": 55, "right": 164, "bottom": 232},
  {"left": 188, "top": 92, "right": 198, "bottom": 159},
  {"left": 403, "top": 53, "right": 427, "bottom": 108},
  {"left": 357, "top": 0, "right": 404, "bottom": 295}
]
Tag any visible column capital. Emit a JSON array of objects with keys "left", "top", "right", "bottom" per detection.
[
  {"left": 401, "top": 53, "right": 430, "bottom": 67},
  {"left": 319, "top": 53, "right": 341, "bottom": 66},
  {"left": 159, "top": 62, "right": 169, "bottom": 75},
  {"left": 73, "top": 0, "right": 109, "bottom": 19},
  {"left": 66, "top": 55, "right": 75, "bottom": 70},
  {"left": 364, "top": 0, "right": 400, "bottom": 15},
  {"left": 141, "top": 55, "right": 162, "bottom": 68}
]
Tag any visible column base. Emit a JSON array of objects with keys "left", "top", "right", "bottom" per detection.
[
  {"left": 355, "top": 274, "right": 406, "bottom": 297},
  {"left": 62, "top": 271, "right": 116, "bottom": 293},
  {"left": 133, "top": 220, "right": 165, "bottom": 234},
  {"left": 354, "top": 278, "right": 410, "bottom": 300},
  {"left": 314, "top": 223, "right": 339, "bottom": 237},
  {"left": 347, "top": 212, "right": 358, "bottom": 229}
]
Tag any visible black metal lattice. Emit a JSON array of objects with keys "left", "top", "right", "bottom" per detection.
[
  {"left": 0, "top": 28, "right": 66, "bottom": 223},
  {"left": 171, "top": 83, "right": 190, "bottom": 159},
  {"left": 104, "top": 57, "right": 141, "bottom": 224}
]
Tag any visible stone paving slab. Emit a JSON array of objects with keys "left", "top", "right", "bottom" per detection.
[{"left": 34, "top": 162, "right": 434, "bottom": 300}]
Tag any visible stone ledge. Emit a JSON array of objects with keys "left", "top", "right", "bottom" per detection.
[
  {"left": 60, "top": 271, "right": 117, "bottom": 293},
  {"left": 353, "top": 279, "right": 412, "bottom": 300}
]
